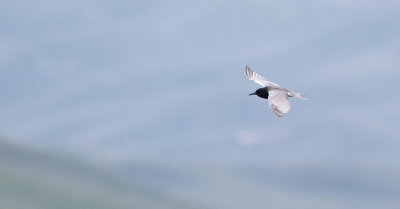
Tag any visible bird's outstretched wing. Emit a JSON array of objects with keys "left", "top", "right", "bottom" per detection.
[
  {"left": 245, "top": 65, "right": 280, "bottom": 87},
  {"left": 268, "top": 88, "right": 291, "bottom": 117}
]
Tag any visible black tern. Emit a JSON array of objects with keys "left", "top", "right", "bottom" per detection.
[{"left": 246, "top": 65, "right": 306, "bottom": 117}]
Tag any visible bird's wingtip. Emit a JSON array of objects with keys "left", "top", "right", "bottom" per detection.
[
  {"left": 244, "top": 65, "right": 250, "bottom": 79},
  {"left": 245, "top": 65, "right": 252, "bottom": 78}
]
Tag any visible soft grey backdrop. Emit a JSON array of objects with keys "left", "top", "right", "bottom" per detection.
[{"left": 1, "top": 1, "right": 400, "bottom": 208}]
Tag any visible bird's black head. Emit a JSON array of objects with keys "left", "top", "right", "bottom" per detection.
[{"left": 249, "top": 88, "right": 269, "bottom": 99}]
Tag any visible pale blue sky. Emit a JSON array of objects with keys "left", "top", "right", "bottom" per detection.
[
  {"left": 1, "top": 0, "right": 400, "bottom": 165},
  {"left": 2, "top": 1, "right": 400, "bottom": 208}
]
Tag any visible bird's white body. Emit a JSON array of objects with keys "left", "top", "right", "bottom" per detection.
[{"left": 245, "top": 65, "right": 306, "bottom": 117}]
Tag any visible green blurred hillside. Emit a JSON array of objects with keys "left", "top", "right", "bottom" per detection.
[
  {"left": 1, "top": 139, "right": 400, "bottom": 209},
  {"left": 0, "top": 140, "right": 205, "bottom": 209}
]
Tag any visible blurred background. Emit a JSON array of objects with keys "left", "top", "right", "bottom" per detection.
[{"left": 1, "top": 0, "right": 400, "bottom": 208}]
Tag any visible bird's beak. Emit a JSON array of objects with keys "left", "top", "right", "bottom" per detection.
[{"left": 249, "top": 92, "right": 256, "bottom": 96}]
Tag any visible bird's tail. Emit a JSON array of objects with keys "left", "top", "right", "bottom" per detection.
[{"left": 290, "top": 92, "right": 307, "bottom": 100}]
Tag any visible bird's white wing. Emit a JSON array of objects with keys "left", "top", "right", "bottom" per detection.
[
  {"left": 245, "top": 65, "right": 280, "bottom": 87},
  {"left": 268, "top": 88, "right": 291, "bottom": 117}
]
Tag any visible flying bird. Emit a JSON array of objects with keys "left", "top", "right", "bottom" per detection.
[{"left": 245, "top": 65, "right": 306, "bottom": 117}]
